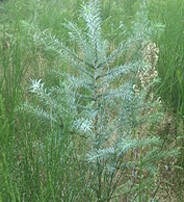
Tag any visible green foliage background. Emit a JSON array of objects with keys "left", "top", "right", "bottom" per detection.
[{"left": 0, "top": 0, "right": 183, "bottom": 201}]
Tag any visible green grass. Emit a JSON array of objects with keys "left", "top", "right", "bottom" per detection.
[
  {"left": 149, "top": 0, "right": 184, "bottom": 112},
  {"left": 0, "top": 0, "right": 183, "bottom": 201}
]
